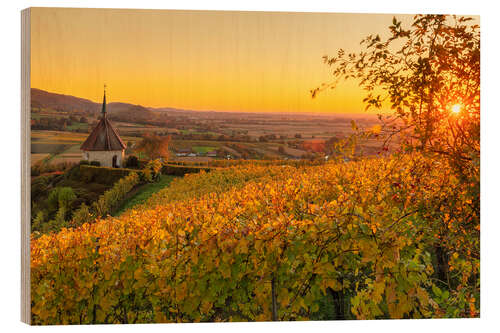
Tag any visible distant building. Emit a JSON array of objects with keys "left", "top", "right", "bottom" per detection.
[{"left": 80, "top": 88, "right": 126, "bottom": 167}]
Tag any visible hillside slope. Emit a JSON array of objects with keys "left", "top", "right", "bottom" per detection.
[
  {"left": 30, "top": 154, "right": 479, "bottom": 323},
  {"left": 30, "top": 88, "right": 157, "bottom": 120},
  {"left": 31, "top": 88, "right": 99, "bottom": 113}
]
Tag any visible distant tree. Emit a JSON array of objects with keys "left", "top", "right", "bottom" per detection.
[
  {"left": 79, "top": 116, "right": 88, "bottom": 123},
  {"left": 135, "top": 133, "right": 171, "bottom": 160}
]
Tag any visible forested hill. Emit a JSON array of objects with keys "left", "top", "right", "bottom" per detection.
[
  {"left": 31, "top": 88, "right": 100, "bottom": 113},
  {"left": 30, "top": 88, "right": 158, "bottom": 121}
]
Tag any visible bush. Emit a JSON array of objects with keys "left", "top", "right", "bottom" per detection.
[
  {"left": 125, "top": 155, "right": 139, "bottom": 168},
  {"left": 90, "top": 161, "right": 101, "bottom": 166},
  {"left": 31, "top": 176, "right": 51, "bottom": 203},
  {"left": 79, "top": 160, "right": 90, "bottom": 165},
  {"left": 47, "top": 187, "right": 76, "bottom": 213},
  {"left": 141, "top": 159, "right": 163, "bottom": 182},
  {"left": 31, "top": 210, "right": 45, "bottom": 232},
  {"left": 137, "top": 159, "right": 149, "bottom": 168},
  {"left": 161, "top": 164, "right": 214, "bottom": 176},
  {"left": 79, "top": 165, "right": 136, "bottom": 186},
  {"left": 71, "top": 203, "right": 94, "bottom": 227}
]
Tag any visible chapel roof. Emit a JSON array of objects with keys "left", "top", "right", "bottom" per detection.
[{"left": 80, "top": 88, "right": 126, "bottom": 151}]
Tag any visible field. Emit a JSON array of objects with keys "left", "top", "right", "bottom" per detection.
[
  {"left": 191, "top": 146, "right": 217, "bottom": 154},
  {"left": 157, "top": 110, "right": 379, "bottom": 139},
  {"left": 67, "top": 122, "right": 89, "bottom": 131},
  {"left": 31, "top": 106, "right": 390, "bottom": 169}
]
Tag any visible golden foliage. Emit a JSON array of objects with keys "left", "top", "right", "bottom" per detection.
[
  {"left": 135, "top": 133, "right": 171, "bottom": 160},
  {"left": 31, "top": 153, "right": 479, "bottom": 324}
]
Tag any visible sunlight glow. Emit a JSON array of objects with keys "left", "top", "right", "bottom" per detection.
[{"left": 451, "top": 104, "right": 462, "bottom": 114}]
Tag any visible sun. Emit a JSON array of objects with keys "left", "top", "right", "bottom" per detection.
[{"left": 451, "top": 104, "right": 462, "bottom": 114}]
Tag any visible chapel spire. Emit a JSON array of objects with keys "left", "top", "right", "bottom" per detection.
[{"left": 101, "top": 84, "right": 107, "bottom": 116}]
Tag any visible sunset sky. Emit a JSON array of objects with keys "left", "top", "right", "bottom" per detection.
[{"left": 30, "top": 8, "right": 417, "bottom": 114}]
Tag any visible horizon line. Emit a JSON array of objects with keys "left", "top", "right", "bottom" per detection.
[{"left": 31, "top": 87, "right": 381, "bottom": 117}]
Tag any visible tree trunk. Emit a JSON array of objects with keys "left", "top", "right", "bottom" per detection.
[
  {"left": 327, "top": 287, "right": 345, "bottom": 320},
  {"left": 271, "top": 277, "right": 278, "bottom": 321},
  {"left": 435, "top": 245, "right": 449, "bottom": 286}
]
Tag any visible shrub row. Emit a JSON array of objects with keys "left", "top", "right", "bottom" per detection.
[
  {"left": 166, "top": 159, "right": 326, "bottom": 168},
  {"left": 160, "top": 164, "right": 216, "bottom": 176},
  {"left": 31, "top": 160, "right": 76, "bottom": 177},
  {"left": 71, "top": 172, "right": 141, "bottom": 227},
  {"left": 78, "top": 165, "right": 137, "bottom": 186},
  {"left": 137, "top": 164, "right": 294, "bottom": 210},
  {"left": 71, "top": 160, "right": 164, "bottom": 227}
]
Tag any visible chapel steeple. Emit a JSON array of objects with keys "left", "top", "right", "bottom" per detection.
[
  {"left": 80, "top": 85, "right": 126, "bottom": 153},
  {"left": 101, "top": 84, "right": 107, "bottom": 116}
]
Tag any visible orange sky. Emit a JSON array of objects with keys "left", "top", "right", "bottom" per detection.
[{"left": 30, "top": 8, "right": 418, "bottom": 113}]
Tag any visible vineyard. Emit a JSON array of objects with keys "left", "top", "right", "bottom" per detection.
[{"left": 30, "top": 153, "right": 479, "bottom": 324}]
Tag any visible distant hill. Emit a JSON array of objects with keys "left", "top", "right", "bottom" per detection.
[
  {"left": 31, "top": 88, "right": 100, "bottom": 113},
  {"left": 31, "top": 88, "right": 158, "bottom": 122},
  {"left": 107, "top": 102, "right": 157, "bottom": 123},
  {"left": 148, "top": 106, "right": 196, "bottom": 113}
]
